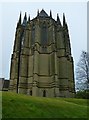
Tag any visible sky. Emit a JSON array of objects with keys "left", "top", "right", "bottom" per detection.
[{"left": 1, "top": 2, "right": 87, "bottom": 79}]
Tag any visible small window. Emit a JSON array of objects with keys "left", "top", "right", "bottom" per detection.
[
  {"left": 30, "top": 90, "right": 32, "bottom": 96},
  {"left": 21, "top": 36, "right": 24, "bottom": 46},
  {"left": 20, "top": 30, "right": 24, "bottom": 48},
  {"left": 43, "top": 90, "right": 46, "bottom": 97}
]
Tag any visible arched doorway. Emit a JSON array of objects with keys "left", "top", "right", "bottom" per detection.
[
  {"left": 43, "top": 90, "right": 46, "bottom": 97},
  {"left": 30, "top": 90, "right": 32, "bottom": 96}
]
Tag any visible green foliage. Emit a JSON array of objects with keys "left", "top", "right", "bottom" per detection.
[
  {"left": 2, "top": 92, "right": 88, "bottom": 118},
  {"left": 75, "top": 90, "right": 89, "bottom": 99}
]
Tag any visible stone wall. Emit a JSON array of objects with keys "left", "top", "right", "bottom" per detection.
[{"left": 9, "top": 10, "right": 75, "bottom": 98}]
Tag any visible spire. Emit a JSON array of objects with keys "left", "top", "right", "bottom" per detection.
[
  {"left": 57, "top": 13, "right": 59, "bottom": 20},
  {"left": 24, "top": 12, "right": 27, "bottom": 20},
  {"left": 37, "top": 9, "right": 39, "bottom": 16},
  {"left": 63, "top": 13, "right": 66, "bottom": 25},
  {"left": 19, "top": 12, "right": 21, "bottom": 24},
  {"left": 57, "top": 13, "right": 61, "bottom": 26},
  {"left": 22, "top": 12, "right": 27, "bottom": 26},
  {"left": 39, "top": 9, "right": 48, "bottom": 17},
  {"left": 50, "top": 10, "right": 52, "bottom": 18},
  {"left": 28, "top": 14, "right": 30, "bottom": 22},
  {"left": 18, "top": 12, "right": 21, "bottom": 24},
  {"left": 17, "top": 12, "right": 22, "bottom": 28},
  {"left": 63, "top": 13, "right": 68, "bottom": 30},
  {"left": 63, "top": 13, "right": 70, "bottom": 55}
]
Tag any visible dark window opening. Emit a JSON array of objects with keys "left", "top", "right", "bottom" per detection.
[
  {"left": 43, "top": 90, "right": 46, "bottom": 97},
  {"left": 41, "top": 25, "right": 47, "bottom": 46},
  {"left": 30, "top": 90, "right": 32, "bottom": 96}
]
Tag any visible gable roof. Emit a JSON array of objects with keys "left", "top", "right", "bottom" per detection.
[{"left": 39, "top": 9, "right": 48, "bottom": 17}]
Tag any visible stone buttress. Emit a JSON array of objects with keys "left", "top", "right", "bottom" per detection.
[{"left": 9, "top": 10, "right": 75, "bottom": 97}]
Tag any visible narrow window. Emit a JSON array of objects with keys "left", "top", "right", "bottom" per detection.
[
  {"left": 30, "top": 90, "right": 32, "bottom": 96},
  {"left": 43, "top": 90, "right": 46, "bottom": 97},
  {"left": 41, "top": 25, "right": 47, "bottom": 46},
  {"left": 21, "top": 35, "right": 24, "bottom": 46},
  {"left": 21, "top": 30, "right": 24, "bottom": 48}
]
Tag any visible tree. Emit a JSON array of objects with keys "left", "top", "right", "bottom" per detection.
[
  {"left": 75, "top": 90, "right": 89, "bottom": 99},
  {"left": 76, "top": 51, "right": 89, "bottom": 91}
]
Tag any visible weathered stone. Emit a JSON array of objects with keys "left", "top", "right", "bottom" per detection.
[{"left": 9, "top": 10, "right": 75, "bottom": 98}]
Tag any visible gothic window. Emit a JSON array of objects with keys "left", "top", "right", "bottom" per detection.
[
  {"left": 31, "top": 25, "right": 35, "bottom": 45},
  {"left": 30, "top": 90, "right": 32, "bottom": 96},
  {"left": 41, "top": 25, "right": 48, "bottom": 46},
  {"left": 21, "top": 30, "right": 25, "bottom": 48},
  {"left": 43, "top": 90, "right": 46, "bottom": 97},
  {"left": 21, "top": 35, "right": 24, "bottom": 46}
]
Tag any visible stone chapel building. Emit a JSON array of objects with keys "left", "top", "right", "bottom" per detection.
[{"left": 9, "top": 10, "right": 75, "bottom": 97}]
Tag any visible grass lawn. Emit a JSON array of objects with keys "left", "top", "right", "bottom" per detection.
[{"left": 1, "top": 92, "right": 88, "bottom": 119}]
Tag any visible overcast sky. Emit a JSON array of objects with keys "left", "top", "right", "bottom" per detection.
[{"left": 1, "top": 2, "right": 87, "bottom": 79}]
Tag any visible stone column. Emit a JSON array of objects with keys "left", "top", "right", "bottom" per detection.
[
  {"left": 69, "top": 57, "right": 75, "bottom": 97},
  {"left": 18, "top": 29, "right": 29, "bottom": 94},
  {"left": 33, "top": 51, "right": 39, "bottom": 82},
  {"left": 32, "top": 21, "right": 40, "bottom": 96},
  {"left": 58, "top": 57, "right": 69, "bottom": 97},
  {"left": 18, "top": 55, "right": 28, "bottom": 94},
  {"left": 9, "top": 55, "right": 16, "bottom": 91},
  {"left": 27, "top": 28, "right": 33, "bottom": 94},
  {"left": 54, "top": 52, "right": 60, "bottom": 97},
  {"left": 9, "top": 27, "right": 22, "bottom": 92}
]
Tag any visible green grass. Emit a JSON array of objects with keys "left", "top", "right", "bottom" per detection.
[{"left": 2, "top": 92, "right": 88, "bottom": 118}]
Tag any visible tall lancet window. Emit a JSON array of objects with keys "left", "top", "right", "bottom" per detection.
[
  {"left": 41, "top": 24, "right": 48, "bottom": 52},
  {"left": 31, "top": 25, "right": 35, "bottom": 45},
  {"left": 21, "top": 34, "right": 24, "bottom": 46},
  {"left": 21, "top": 30, "right": 25, "bottom": 49},
  {"left": 41, "top": 24, "right": 47, "bottom": 45}
]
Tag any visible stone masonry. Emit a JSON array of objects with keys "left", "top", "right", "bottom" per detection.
[{"left": 9, "top": 10, "right": 75, "bottom": 97}]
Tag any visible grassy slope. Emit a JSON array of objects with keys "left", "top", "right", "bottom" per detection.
[{"left": 2, "top": 92, "right": 88, "bottom": 118}]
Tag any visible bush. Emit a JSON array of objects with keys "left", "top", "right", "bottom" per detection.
[{"left": 75, "top": 90, "right": 89, "bottom": 99}]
